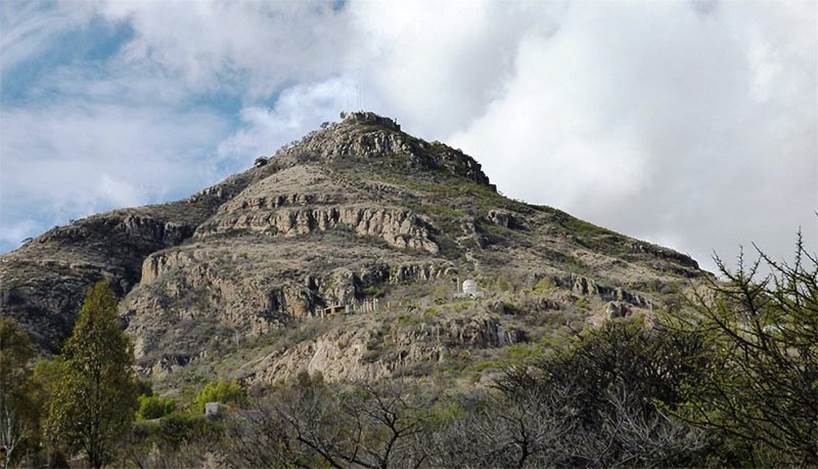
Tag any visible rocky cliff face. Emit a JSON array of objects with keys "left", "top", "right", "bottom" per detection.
[{"left": 0, "top": 111, "right": 705, "bottom": 387}]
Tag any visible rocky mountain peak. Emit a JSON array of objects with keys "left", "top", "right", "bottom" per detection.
[
  {"left": 265, "top": 111, "right": 494, "bottom": 189},
  {"left": 340, "top": 111, "right": 402, "bottom": 131},
  {"left": 1, "top": 113, "right": 706, "bottom": 386}
]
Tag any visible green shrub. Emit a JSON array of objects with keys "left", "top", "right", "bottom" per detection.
[
  {"left": 157, "top": 413, "right": 222, "bottom": 449},
  {"left": 532, "top": 278, "right": 556, "bottom": 295},
  {"left": 504, "top": 343, "right": 541, "bottom": 362},
  {"left": 666, "top": 235, "right": 818, "bottom": 465},
  {"left": 136, "top": 394, "right": 176, "bottom": 420},
  {"left": 192, "top": 380, "right": 244, "bottom": 413}
]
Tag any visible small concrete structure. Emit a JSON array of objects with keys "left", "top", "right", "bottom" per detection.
[
  {"left": 455, "top": 279, "right": 484, "bottom": 299},
  {"left": 321, "top": 304, "right": 345, "bottom": 318},
  {"left": 205, "top": 402, "right": 221, "bottom": 418}
]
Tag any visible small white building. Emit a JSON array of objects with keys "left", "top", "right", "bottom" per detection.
[
  {"left": 456, "top": 279, "right": 484, "bottom": 299},
  {"left": 205, "top": 402, "right": 221, "bottom": 418}
]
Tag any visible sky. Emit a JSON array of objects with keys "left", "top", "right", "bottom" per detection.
[{"left": 1, "top": 0, "right": 816, "bottom": 273}]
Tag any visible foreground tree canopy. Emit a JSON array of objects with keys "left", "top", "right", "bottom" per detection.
[{"left": 669, "top": 233, "right": 818, "bottom": 464}]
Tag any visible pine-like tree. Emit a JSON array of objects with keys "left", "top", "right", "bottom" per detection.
[
  {"left": 45, "top": 281, "right": 138, "bottom": 468},
  {"left": 669, "top": 233, "right": 818, "bottom": 465}
]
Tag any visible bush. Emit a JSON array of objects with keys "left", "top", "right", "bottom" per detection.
[
  {"left": 157, "top": 414, "right": 217, "bottom": 448},
  {"left": 665, "top": 233, "right": 818, "bottom": 465},
  {"left": 491, "top": 319, "right": 709, "bottom": 467},
  {"left": 192, "top": 380, "right": 244, "bottom": 414},
  {"left": 137, "top": 395, "right": 176, "bottom": 420}
]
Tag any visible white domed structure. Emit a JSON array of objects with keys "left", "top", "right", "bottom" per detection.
[{"left": 462, "top": 279, "right": 478, "bottom": 296}]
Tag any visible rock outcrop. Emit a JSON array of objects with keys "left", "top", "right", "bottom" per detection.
[
  {"left": 554, "top": 274, "right": 650, "bottom": 307},
  {"left": 242, "top": 311, "right": 526, "bottom": 385},
  {"left": 196, "top": 206, "right": 439, "bottom": 254}
]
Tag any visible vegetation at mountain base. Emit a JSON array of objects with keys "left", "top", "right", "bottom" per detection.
[
  {"left": 192, "top": 380, "right": 245, "bottom": 414},
  {"left": 136, "top": 395, "right": 176, "bottom": 421},
  {"left": 0, "top": 233, "right": 815, "bottom": 467}
]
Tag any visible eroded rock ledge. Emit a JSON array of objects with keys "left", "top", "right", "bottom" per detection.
[
  {"left": 244, "top": 312, "right": 526, "bottom": 385},
  {"left": 195, "top": 206, "right": 439, "bottom": 254},
  {"left": 38, "top": 214, "right": 193, "bottom": 247},
  {"left": 553, "top": 274, "right": 650, "bottom": 307}
]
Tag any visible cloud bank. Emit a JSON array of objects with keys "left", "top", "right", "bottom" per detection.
[{"left": 1, "top": 0, "right": 815, "bottom": 271}]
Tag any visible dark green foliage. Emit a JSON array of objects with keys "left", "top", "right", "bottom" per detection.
[
  {"left": 501, "top": 319, "right": 706, "bottom": 414},
  {"left": 493, "top": 319, "right": 708, "bottom": 467},
  {"left": 44, "top": 281, "right": 138, "bottom": 469},
  {"left": 117, "top": 413, "right": 226, "bottom": 467},
  {"left": 0, "top": 319, "right": 41, "bottom": 469},
  {"left": 156, "top": 413, "right": 223, "bottom": 449},
  {"left": 666, "top": 233, "right": 818, "bottom": 465}
]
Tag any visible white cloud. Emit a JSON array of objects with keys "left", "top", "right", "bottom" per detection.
[
  {"left": 217, "top": 77, "right": 357, "bottom": 162},
  {"left": 1, "top": 0, "right": 815, "bottom": 269},
  {"left": 345, "top": 0, "right": 564, "bottom": 138},
  {"left": 0, "top": 101, "right": 231, "bottom": 244},
  {"left": 0, "top": 1, "right": 90, "bottom": 70},
  {"left": 85, "top": 0, "right": 350, "bottom": 99},
  {"left": 442, "top": 1, "right": 817, "bottom": 269},
  {"left": 0, "top": 220, "right": 38, "bottom": 247}
]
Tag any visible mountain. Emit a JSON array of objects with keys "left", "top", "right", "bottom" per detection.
[{"left": 0, "top": 111, "right": 705, "bottom": 390}]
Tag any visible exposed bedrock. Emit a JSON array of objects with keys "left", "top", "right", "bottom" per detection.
[
  {"left": 195, "top": 206, "right": 439, "bottom": 254},
  {"left": 243, "top": 312, "right": 525, "bottom": 385}
]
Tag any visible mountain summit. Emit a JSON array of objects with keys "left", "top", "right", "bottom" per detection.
[{"left": 0, "top": 111, "right": 703, "bottom": 386}]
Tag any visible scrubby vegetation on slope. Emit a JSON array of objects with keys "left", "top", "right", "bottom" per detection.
[{"left": 2, "top": 235, "right": 815, "bottom": 468}]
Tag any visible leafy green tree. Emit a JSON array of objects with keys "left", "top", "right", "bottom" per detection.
[
  {"left": 45, "top": 281, "right": 138, "bottom": 469},
  {"left": 136, "top": 395, "right": 176, "bottom": 420},
  {"left": 0, "top": 319, "right": 40, "bottom": 469},
  {"left": 668, "top": 233, "right": 818, "bottom": 465},
  {"left": 193, "top": 380, "right": 244, "bottom": 414},
  {"left": 29, "top": 357, "right": 69, "bottom": 467}
]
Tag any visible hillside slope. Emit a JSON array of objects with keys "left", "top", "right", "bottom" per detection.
[{"left": 0, "top": 112, "right": 705, "bottom": 388}]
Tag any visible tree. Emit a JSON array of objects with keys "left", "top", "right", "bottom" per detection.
[
  {"left": 228, "top": 374, "right": 430, "bottom": 468},
  {"left": 45, "top": 281, "right": 138, "bottom": 469},
  {"left": 136, "top": 395, "right": 176, "bottom": 420},
  {"left": 193, "top": 380, "right": 244, "bottom": 414},
  {"left": 493, "top": 319, "right": 708, "bottom": 467},
  {"left": 424, "top": 388, "right": 575, "bottom": 468},
  {"left": 667, "top": 233, "right": 818, "bottom": 465},
  {"left": 0, "top": 319, "right": 40, "bottom": 469},
  {"left": 30, "top": 358, "right": 68, "bottom": 468}
]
